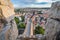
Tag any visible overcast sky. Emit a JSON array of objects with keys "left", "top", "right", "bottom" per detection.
[{"left": 11, "top": 0, "right": 60, "bottom": 8}]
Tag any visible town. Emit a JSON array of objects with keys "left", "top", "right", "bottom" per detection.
[{"left": 0, "top": 0, "right": 60, "bottom": 40}]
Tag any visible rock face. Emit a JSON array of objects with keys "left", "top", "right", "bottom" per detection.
[
  {"left": 0, "top": 0, "right": 18, "bottom": 40},
  {"left": 0, "top": 0, "right": 15, "bottom": 21},
  {"left": 49, "top": 2, "right": 60, "bottom": 19},
  {"left": 45, "top": 2, "right": 60, "bottom": 40}
]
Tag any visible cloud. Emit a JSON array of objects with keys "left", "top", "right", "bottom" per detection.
[
  {"left": 35, "top": 0, "right": 60, "bottom": 3},
  {"left": 14, "top": 4, "right": 19, "bottom": 8},
  {"left": 35, "top": 0, "right": 50, "bottom": 2},
  {"left": 24, "top": 3, "right": 51, "bottom": 8},
  {"left": 14, "top": 3, "right": 51, "bottom": 8},
  {"left": 11, "top": 0, "right": 60, "bottom": 8}
]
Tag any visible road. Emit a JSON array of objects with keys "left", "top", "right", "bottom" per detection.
[{"left": 23, "top": 18, "right": 32, "bottom": 37}]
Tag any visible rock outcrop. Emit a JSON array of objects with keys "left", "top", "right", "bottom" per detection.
[
  {"left": 0, "top": 0, "right": 18, "bottom": 40},
  {"left": 45, "top": 1, "right": 60, "bottom": 40}
]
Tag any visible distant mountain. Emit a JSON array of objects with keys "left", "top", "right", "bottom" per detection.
[{"left": 14, "top": 7, "right": 50, "bottom": 9}]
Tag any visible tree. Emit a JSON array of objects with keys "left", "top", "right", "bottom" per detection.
[
  {"left": 14, "top": 17, "right": 26, "bottom": 29},
  {"left": 38, "top": 11, "right": 43, "bottom": 14},
  {"left": 18, "top": 22, "right": 25, "bottom": 29},
  {"left": 21, "top": 16, "right": 25, "bottom": 22},
  {"left": 14, "top": 9, "right": 20, "bottom": 12},
  {"left": 35, "top": 25, "right": 45, "bottom": 35},
  {"left": 14, "top": 17, "right": 20, "bottom": 24}
]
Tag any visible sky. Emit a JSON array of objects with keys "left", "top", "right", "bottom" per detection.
[{"left": 11, "top": 0, "right": 60, "bottom": 8}]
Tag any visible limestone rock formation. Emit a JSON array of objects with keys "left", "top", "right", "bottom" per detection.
[
  {"left": 0, "top": 0, "right": 18, "bottom": 40},
  {"left": 49, "top": 2, "right": 60, "bottom": 19},
  {"left": 0, "top": 0, "right": 15, "bottom": 21},
  {"left": 45, "top": 1, "right": 60, "bottom": 40}
]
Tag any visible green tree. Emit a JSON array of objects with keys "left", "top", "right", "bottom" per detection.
[
  {"left": 14, "top": 17, "right": 26, "bottom": 29},
  {"left": 35, "top": 25, "right": 45, "bottom": 35},
  {"left": 18, "top": 22, "right": 25, "bottom": 29},
  {"left": 38, "top": 11, "right": 43, "bottom": 14},
  {"left": 21, "top": 16, "right": 25, "bottom": 22},
  {"left": 14, "top": 9, "right": 20, "bottom": 12},
  {"left": 14, "top": 17, "right": 20, "bottom": 24}
]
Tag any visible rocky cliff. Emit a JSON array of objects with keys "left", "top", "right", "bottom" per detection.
[
  {"left": 0, "top": 0, "right": 18, "bottom": 40},
  {"left": 45, "top": 1, "right": 60, "bottom": 40}
]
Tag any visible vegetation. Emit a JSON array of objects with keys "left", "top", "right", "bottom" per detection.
[
  {"left": 14, "top": 17, "right": 20, "bottom": 24},
  {"left": 14, "top": 9, "right": 20, "bottom": 12},
  {"left": 18, "top": 22, "right": 25, "bottom": 29},
  {"left": 38, "top": 11, "right": 43, "bottom": 14},
  {"left": 14, "top": 17, "right": 25, "bottom": 29},
  {"left": 20, "top": 16, "right": 25, "bottom": 22},
  {"left": 35, "top": 25, "right": 45, "bottom": 35}
]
